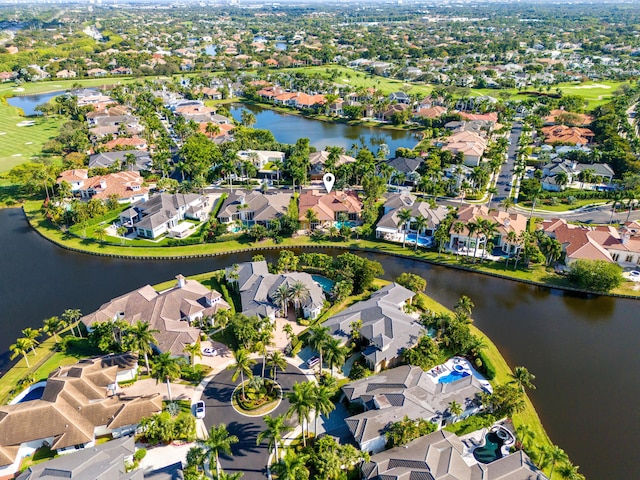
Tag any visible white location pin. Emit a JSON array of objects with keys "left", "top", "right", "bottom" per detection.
[{"left": 323, "top": 173, "right": 335, "bottom": 193}]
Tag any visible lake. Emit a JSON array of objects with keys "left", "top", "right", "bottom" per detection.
[
  {"left": 229, "top": 103, "right": 418, "bottom": 158},
  {"left": 0, "top": 207, "right": 637, "bottom": 479},
  {"left": 6, "top": 92, "right": 61, "bottom": 116}
]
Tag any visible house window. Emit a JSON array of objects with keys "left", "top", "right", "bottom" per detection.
[
  {"left": 626, "top": 255, "right": 634, "bottom": 263},
  {"left": 348, "top": 213, "right": 357, "bottom": 221},
  {"left": 612, "top": 253, "right": 619, "bottom": 261}
]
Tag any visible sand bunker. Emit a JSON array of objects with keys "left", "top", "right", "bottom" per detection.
[
  {"left": 11, "top": 154, "right": 22, "bottom": 157},
  {"left": 16, "top": 121, "right": 35, "bottom": 127},
  {"left": 572, "top": 84, "right": 612, "bottom": 89},
  {"left": 0, "top": 132, "right": 6, "bottom": 135},
  {"left": 12, "top": 88, "right": 24, "bottom": 92},
  {"left": 24, "top": 141, "right": 33, "bottom": 145}
]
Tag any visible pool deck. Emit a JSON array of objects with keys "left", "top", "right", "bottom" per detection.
[{"left": 426, "top": 356, "right": 493, "bottom": 393}]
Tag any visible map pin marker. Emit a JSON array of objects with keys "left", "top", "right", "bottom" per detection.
[{"left": 323, "top": 173, "right": 335, "bottom": 193}]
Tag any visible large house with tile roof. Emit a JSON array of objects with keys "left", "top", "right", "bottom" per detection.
[
  {"left": 0, "top": 354, "right": 161, "bottom": 477},
  {"left": 81, "top": 275, "right": 229, "bottom": 355},
  {"left": 439, "top": 130, "right": 488, "bottom": 167},
  {"left": 362, "top": 429, "right": 548, "bottom": 480},
  {"left": 541, "top": 159, "right": 614, "bottom": 192},
  {"left": 298, "top": 190, "right": 362, "bottom": 227},
  {"left": 323, "top": 283, "right": 421, "bottom": 372},
  {"left": 449, "top": 205, "right": 527, "bottom": 256},
  {"left": 541, "top": 125, "right": 595, "bottom": 145},
  {"left": 57, "top": 169, "right": 149, "bottom": 204},
  {"left": 225, "top": 261, "right": 325, "bottom": 320},
  {"left": 376, "top": 193, "right": 449, "bottom": 240},
  {"left": 217, "top": 190, "right": 292, "bottom": 228},
  {"left": 309, "top": 150, "right": 356, "bottom": 180},
  {"left": 120, "top": 193, "right": 210, "bottom": 239},
  {"left": 342, "top": 365, "right": 489, "bottom": 453},
  {"left": 89, "top": 150, "right": 153, "bottom": 172}
]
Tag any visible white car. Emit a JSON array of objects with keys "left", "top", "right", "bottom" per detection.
[
  {"left": 203, "top": 347, "right": 217, "bottom": 357},
  {"left": 194, "top": 401, "right": 205, "bottom": 419},
  {"left": 307, "top": 356, "right": 320, "bottom": 368}
]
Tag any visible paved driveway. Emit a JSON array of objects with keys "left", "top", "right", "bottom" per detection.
[
  {"left": 201, "top": 360, "right": 309, "bottom": 480},
  {"left": 494, "top": 122, "right": 522, "bottom": 204}
]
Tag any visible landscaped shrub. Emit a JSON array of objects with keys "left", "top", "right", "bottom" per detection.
[
  {"left": 477, "top": 350, "right": 497, "bottom": 380},
  {"left": 219, "top": 284, "right": 236, "bottom": 313},
  {"left": 444, "top": 413, "right": 496, "bottom": 436}
]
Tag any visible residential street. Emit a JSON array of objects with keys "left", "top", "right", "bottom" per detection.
[{"left": 493, "top": 121, "right": 522, "bottom": 205}]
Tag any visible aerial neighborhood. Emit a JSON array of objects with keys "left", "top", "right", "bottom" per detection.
[{"left": 2, "top": 2, "right": 640, "bottom": 480}]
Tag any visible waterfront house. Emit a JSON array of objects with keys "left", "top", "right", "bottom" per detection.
[
  {"left": 323, "top": 283, "right": 421, "bottom": 372},
  {"left": 217, "top": 190, "right": 292, "bottom": 228},
  {"left": 120, "top": 193, "right": 210, "bottom": 239},
  {"left": 81, "top": 275, "right": 229, "bottom": 355},
  {"left": 57, "top": 169, "right": 149, "bottom": 204},
  {"left": 309, "top": 150, "right": 356, "bottom": 180},
  {"left": 225, "top": 261, "right": 325, "bottom": 320},
  {"left": 298, "top": 190, "right": 362, "bottom": 228},
  {"left": 375, "top": 192, "right": 449, "bottom": 241},
  {"left": 89, "top": 150, "right": 153, "bottom": 172}
]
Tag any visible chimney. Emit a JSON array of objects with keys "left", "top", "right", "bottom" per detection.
[
  {"left": 176, "top": 274, "right": 186, "bottom": 288},
  {"left": 622, "top": 233, "right": 630, "bottom": 245}
]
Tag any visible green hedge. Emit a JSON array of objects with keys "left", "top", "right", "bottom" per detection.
[
  {"left": 219, "top": 284, "right": 236, "bottom": 313},
  {"left": 477, "top": 350, "right": 496, "bottom": 380}
]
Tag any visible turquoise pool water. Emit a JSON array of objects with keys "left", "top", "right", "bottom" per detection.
[
  {"left": 312, "top": 275, "right": 335, "bottom": 293},
  {"left": 473, "top": 432, "right": 504, "bottom": 464},
  {"left": 406, "top": 233, "right": 433, "bottom": 247},
  {"left": 335, "top": 221, "right": 356, "bottom": 229},
  {"left": 438, "top": 370, "right": 470, "bottom": 384}
]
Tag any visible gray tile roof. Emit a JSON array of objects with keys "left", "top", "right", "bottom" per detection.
[
  {"left": 377, "top": 202, "right": 449, "bottom": 232},
  {"left": 323, "top": 283, "right": 419, "bottom": 369},
  {"left": 217, "top": 190, "right": 292, "bottom": 223},
  {"left": 386, "top": 157, "right": 423, "bottom": 174},
  {"left": 131, "top": 193, "right": 205, "bottom": 230},
  {"left": 16, "top": 436, "right": 142, "bottom": 480},
  {"left": 89, "top": 150, "right": 152, "bottom": 171}
]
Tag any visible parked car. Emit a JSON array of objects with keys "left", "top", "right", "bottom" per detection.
[
  {"left": 203, "top": 347, "right": 217, "bottom": 357},
  {"left": 307, "top": 355, "right": 320, "bottom": 368},
  {"left": 194, "top": 401, "right": 205, "bottom": 419}
]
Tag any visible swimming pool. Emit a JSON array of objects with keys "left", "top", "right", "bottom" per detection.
[
  {"left": 405, "top": 233, "right": 433, "bottom": 247},
  {"left": 473, "top": 432, "right": 504, "bottom": 464},
  {"left": 335, "top": 221, "right": 356, "bottom": 229},
  {"left": 438, "top": 370, "right": 470, "bottom": 384},
  {"left": 19, "top": 386, "right": 45, "bottom": 402},
  {"left": 312, "top": 275, "right": 335, "bottom": 293}
]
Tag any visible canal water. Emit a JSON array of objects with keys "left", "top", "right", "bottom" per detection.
[
  {"left": 0, "top": 207, "right": 636, "bottom": 479},
  {"left": 6, "top": 92, "right": 60, "bottom": 116},
  {"left": 229, "top": 103, "right": 418, "bottom": 157}
]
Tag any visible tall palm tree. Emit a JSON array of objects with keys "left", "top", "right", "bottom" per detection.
[
  {"left": 304, "top": 208, "right": 318, "bottom": 232},
  {"left": 228, "top": 349, "right": 256, "bottom": 400},
  {"left": 286, "top": 382, "right": 313, "bottom": 446},
  {"left": 323, "top": 337, "right": 347, "bottom": 377},
  {"left": 257, "top": 414, "right": 292, "bottom": 462},
  {"left": 312, "top": 384, "right": 335, "bottom": 435},
  {"left": 184, "top": 341, "right": 203, "bottom": 367},
  {"left": 61, "top": 308, "right": 83, "bottom": 338},
  {"left": 466, "top": 220, "right": 481, "bottom": 262},
  {"left": 200, "top": 424, "right": 239, "bottom": 480},
  {"left": 448, "top": 400, "right": 463, "bottom": 421},
  {"left": 558, "top": 461, "right": 585, "bottom": 480},
  {"left": 412, "top": 214, "right": 428, "bottom": 251},
  {"left": 10, "top": 338, "right": 32, "bottom": 367},
  {"left": 516, "top": 424, "right": 536, "bottom": 451},
  {"left": 511, "top": 366, "right": 536, "bottom": 392},
  {"left": 21, "top": 328, "right": 40, "bottom": 355},
  {"left": 271, "top": 283, "right": 291, "bottom": 318},
  {"left": 308, "top": 326, "right": 331, "bottom": 374},
  {"left": 151, "top": 352, "right": 182, "bottom": 401},
  {"left": 547, "top": 445, "right": 569, "bottom": 479},
  {"left": 126, "top": 321, "right": 159, "bottom": 374},
  {"left": 288, "top": 281, "right": 310, "bottom": 315},
  {"left": 256, "top": 329, "right": 273, "bottom": 378},
  {"left": 454, "top": 295, "right": 475, "bottom": 317},
  {"left": 268, "top": 351, "right": 287, "bottom": 382},
  {"left": 479, "top": 220, "right": 499, "bottom": 263},
  {"left": 397, "top": 208, "right": 413, "bottom": 248},
  {"left": 500, "top": 197, "right": 514, "bottom": 212},
  {"left": 42, "top": 316, "right": 66, "bottom": 343},
  {"left": 270, "top": 449, "right": 310, "bottom": 480}
]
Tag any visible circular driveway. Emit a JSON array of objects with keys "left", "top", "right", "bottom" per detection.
[{"left": 202, "top": 360, "right": 310, "bottom": 480}]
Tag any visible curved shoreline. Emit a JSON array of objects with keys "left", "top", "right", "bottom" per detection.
[{"left": 22, "top": 206, "right": 640, "bottom": 300}]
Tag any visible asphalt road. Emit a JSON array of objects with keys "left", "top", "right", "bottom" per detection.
[
  {"left": 201, "top": 361, "right": 310, "bottom": 480},
  {"left": 493, "top": 121, "right": 522, "bottom": 204}
]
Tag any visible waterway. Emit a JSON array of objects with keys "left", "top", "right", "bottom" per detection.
[
  {"left": 0, "top": 207, "right": 637, "bottom": 479},
  {"left": 229, "top": 103, "right": 418, "bottom": 157},
  {"left": 6, "top": 92, "right": 60, "bottom": 116}
]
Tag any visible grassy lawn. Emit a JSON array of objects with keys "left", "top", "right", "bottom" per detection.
[
  {"left": 0, "top": 102, "right": 64, "bottom": 174},
  {"left": 523, "top": 198, "right": 607, "bottom": 212}
]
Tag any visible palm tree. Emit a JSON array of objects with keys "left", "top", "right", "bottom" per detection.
[
  {"left": 479, "top": 220, "right": 499, "bottom": 263},
  {"left": 412, "top": 215, "right": 428, "bottom": 251},
  {"left": 312, "top": 384, "right": 335, "bottom": 435},
  {"left": 454, "top": 295, "right": 475, "bottom": 317},
  {"left": 228, "top": 349, "right": 256, "bottom": 400},
  {"left": 546, "top": 445, "right": 569, "bottom": 479},
  {"left": 466, "top": 220, "right": 481, "bottom": 262},
  {"left": 62, "top": 308, "right": 83, "bottom": 338},
  {"left": 501, "top": 197, "right": 514, "bottom": 212},
  {"left": 270, "top": 449, "right": 310, "bottom": 480},
  {"left": 448, "top": 400, "right": 463, "bottom": 421},
  {"left": 268, "top": 351, "right": 287, "bottom": 382},
  {"left": 323, "top": 337, "right": 347, "bottom": 377},
  {"left": 42, "top": 316, "right": 66, "bottom": 343},
  {"left": 184, "top": 341, "right": 203, "bottom": 367},
  {"left": 257, "top": 414, "right": 292, "bottom": 462},
  {"left": 200, "top": 424, "right": 239, "bottom": 480},
  {"left": 94, "top": 226, "right": 108, "bottom": 244},
  {"left": 558, "top": 461, "right": 585, "bottom": 480},
  {"left": 21, "top": 328, "right": 40, "bottom": 355},
  {"left": 555, "top": 171, "right": 569, "bottom": 190},
  {"left": 288, "top": 281, "right": 310, "bottom": 315},
  {"left": 397, "top": 208, "right": 413, "bottom": 248},
  {"left": 272, "top": 284, "right": 291, "bottom": 318},
  {"left": 308, "top": 326, "right": 331, "bottom": 374},
  {"left": 286, "top": 382, "right": 313, "bottom": 446},
  {"left": 151, "top": 352, "right": 182, "bottom": 401},
  {"left": 10, "top": 338, "right": 32, "bottom": 367},
  {"left": 256, "top": 328, "right": 273, "bottom": 378},
  {"left": 304, "top": 208, "right": 318, "bottom": 232},
  {"left": 126, "top": 321, "right": 159, "bottom": 374},
  {"left": 205, "top": 122, "right": 221, "bottom": 139},
  {"left": 516, "top": 424, "right": 536, "bottom": 451},
  {"left": 624, "top": 192, "right": 637, "bottom": 223},
  {"left": 511, "top": 366, "right": 536, "bottom": 392}
]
